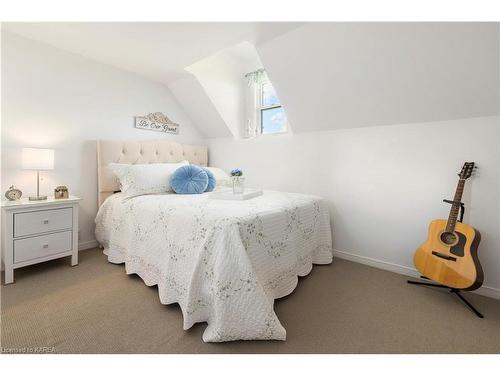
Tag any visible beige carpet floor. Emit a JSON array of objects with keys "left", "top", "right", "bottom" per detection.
[{"left": 1, "top": 247, "right": 499, "bottom": 354}]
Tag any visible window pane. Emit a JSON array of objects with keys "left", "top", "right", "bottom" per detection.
[
  {"left": 261, "top": 106, "right": 287, "bottom": 134},
  {"left": 261, "top": 82, "right": 280, "bottom": 107}
]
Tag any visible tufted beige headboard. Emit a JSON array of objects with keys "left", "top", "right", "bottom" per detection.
[{"left": 97, "top": 140, "right": 208, "bottom": 206}]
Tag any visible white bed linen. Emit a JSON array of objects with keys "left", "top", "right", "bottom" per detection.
[{"left": 95, "top": 190, "right": 332, "bottom": 342}]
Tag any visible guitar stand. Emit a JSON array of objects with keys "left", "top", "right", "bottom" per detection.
[
  {"left": 407, "top": 277, "right": 484, "bottom": 318},
  {"left": 407, "top": 198, "right": 484, "bottom": 319},
  {"left": 442, "top": 199, "right": 465, "bottom": 223}
]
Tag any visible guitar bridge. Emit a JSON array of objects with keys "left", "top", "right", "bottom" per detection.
[{"left": 432, "top": 251, "right": 457, "bottom": 262}]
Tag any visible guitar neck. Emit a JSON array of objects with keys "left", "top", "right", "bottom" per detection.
[{"left": 446, "top": 179, "right": 465, "bottom": 232}]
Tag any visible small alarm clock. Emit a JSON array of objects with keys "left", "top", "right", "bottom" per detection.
[{"left": 5, "top": 185, "right": 22, "bottom": 201}]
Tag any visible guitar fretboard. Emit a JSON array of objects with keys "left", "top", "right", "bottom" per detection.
[{"left": 446, "top": 179, "right": 465, "bottom": 232}]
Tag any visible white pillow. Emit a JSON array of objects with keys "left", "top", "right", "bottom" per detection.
[
  {"left": 206, "top": 167, "right": 232, "bottom": 190},
  {"left": 109, "top": 161, "right": 188, "bottom": 197}
]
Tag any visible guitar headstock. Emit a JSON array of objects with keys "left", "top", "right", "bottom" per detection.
[{"left": 458, "top": 162, "right": 476, "bottom": 180}]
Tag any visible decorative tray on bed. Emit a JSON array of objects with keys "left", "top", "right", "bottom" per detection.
[{"left": 208, "top": 189, "right": 263, "bottom": 201}]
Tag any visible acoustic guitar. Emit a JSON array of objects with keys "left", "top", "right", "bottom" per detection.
[{"left": 413, "top": 162, "right": 483, "bottom": 291}]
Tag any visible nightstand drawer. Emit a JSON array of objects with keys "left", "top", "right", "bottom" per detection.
[
  {"left": 14, "top": 231, "right": 73, "bottom": 263},
  {"left": 14, "top": 207, "right": 73, "bottom": 237}
]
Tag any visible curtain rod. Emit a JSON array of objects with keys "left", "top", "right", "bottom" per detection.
[{"left": 244, "top": 68, "right": 265, "bottom": 78}]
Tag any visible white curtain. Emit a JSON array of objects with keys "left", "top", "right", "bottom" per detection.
[{"left": 244, "top": 69, "right": 267, "bottom": 138}]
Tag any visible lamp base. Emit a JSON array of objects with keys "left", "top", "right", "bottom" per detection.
[{"left": 29, "top": 195, "right": 47, "bottom": 201}]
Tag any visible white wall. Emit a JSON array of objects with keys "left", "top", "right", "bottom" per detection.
[
  {"left": 207, "top": 116, "right": 500, "bottom": 297},
  {"left": 185, "top": 51, "right": 247, "bottom": 139},
  {"left": 184, "top": 42, "right": 264, "bottom": 139},
  {"left": 168, "top": 75, "right": 231, "bottom": 138},
  {"left": 203, "top": 23, "right": 500, "bottom": 298},
  {"left": 1, "top": 32, "right": 203, "bottom": 247}
]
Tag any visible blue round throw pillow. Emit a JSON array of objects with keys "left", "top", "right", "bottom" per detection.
[
  {"left": 203, "top": 168, "right": 216, "bottom": 192},
  {"left": 171, "top": 165, "right": 208, "bottom": 194}
]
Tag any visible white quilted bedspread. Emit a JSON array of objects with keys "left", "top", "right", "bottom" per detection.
[{"left": 95, "top": 190, "right": 332, "bottom": 342}]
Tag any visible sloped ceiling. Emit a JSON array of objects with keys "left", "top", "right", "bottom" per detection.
[
  {"left": 4, "top": 22, "right": 499, "bottom": 138},
  {"left": 257, "top": 23, "right": 500, "bottom": 133},
  {"left": 2, "top": 22, "right": 303, "bottom": 84},
  {"left": 181, "top": 41, "right": 264, "bottom": 139},
  {"left": 168, "top": 76, "right": 232, "bottom": 138}
]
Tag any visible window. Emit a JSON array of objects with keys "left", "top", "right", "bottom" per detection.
[
  {"left": 258, "top": 78, "right": 287, "bottom": 134},
  {"left": 245, "top": 69, "right": 287, "bottom": 137}
]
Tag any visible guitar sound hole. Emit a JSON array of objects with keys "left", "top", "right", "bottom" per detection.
[{"left": 440, "top": 231, "right": 458, "bottom": 245}]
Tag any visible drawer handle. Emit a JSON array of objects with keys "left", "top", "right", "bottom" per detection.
[
  {"left": 43, "top": 219, "right": 49, "bottom": 224},
  {"left": 42, "top": 244, "right": 49, "bottom": 248}
]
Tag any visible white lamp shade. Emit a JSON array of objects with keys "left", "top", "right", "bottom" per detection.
[{"left": 22, "top": 148, "right": 54, "bottom": 170}]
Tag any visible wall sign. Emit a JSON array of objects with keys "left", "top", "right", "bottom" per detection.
[{"left": 134, "top": 112, "right": 179, "bottom": 134}]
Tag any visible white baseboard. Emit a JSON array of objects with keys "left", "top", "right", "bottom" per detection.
[
  {"left": 333, "top": 249, "right": 500, "bottom": 300},
  {"left": 78, "top": 239, "right": 99, "bottom": 251}
]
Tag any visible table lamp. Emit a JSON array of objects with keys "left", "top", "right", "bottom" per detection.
[{"left": 22, "top": 148, "right": 54, "bottom": 201}]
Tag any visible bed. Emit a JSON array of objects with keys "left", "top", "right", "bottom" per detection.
[{"left": 94, "top": 140, "right": 333, "bottom": 342}]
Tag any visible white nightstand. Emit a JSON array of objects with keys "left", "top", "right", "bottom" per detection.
[{"left": 1, "top": 196, "right": 81, "bottom": 284}]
